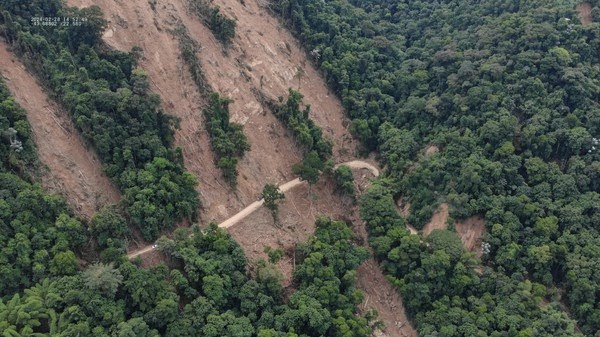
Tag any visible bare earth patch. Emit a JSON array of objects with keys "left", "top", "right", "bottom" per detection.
[
  {"left": 422, "top": 203, "right": 449, "bottom": 236},
  {"left": 424, "top": 145, "right": 439, "bottom": 156},
  {"left": 357, "top": 260, "right": 418, "bottom": 337},
  {"left": 0, "top": 42, "right": 120, "bottom": 219},
  {"left": 66, "top": 0, "right": 357, "bottom": 225},
  {"left": 455, "top": 215, "right": 486, "bottom": 257},
  {"left": 577, "top": 2, "right": 593, "bottom": 26}
]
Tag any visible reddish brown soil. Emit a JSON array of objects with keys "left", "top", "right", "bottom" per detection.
[
  {"left": 66, "top": 0, "right": 357, "bottom": 225},
  {"left": 422, "top": 203, "right": 449, "bottom": 236},
  {"left": 577, "top": 2, "right": 593, "bottom": 26},
  {"left": 455, "top": 215, "right": 486, "bottom": 257},
  {"left": 357, "top": 260, "right": 418, "bottom": 337},
  {"left": 0, "top": 42, "right": 120, "bottom": 219}
]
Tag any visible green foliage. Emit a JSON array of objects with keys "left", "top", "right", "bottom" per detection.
[
  {"left": 173, "top": 24, "right": 210, "bottom": 95},
  {"left": 333, "top": 165, "right": 355, "bottom": 196},
  {"left": 279, "top": 0, "right": 600, "bottom": 334},
  {"left": 1, "top": 3, "right": 199, "bottom": 241},
  {"left": 264, "top": 246, "right": 284, "bottom": 264},
  {"left": 0, "top": 217, "right": 373, "bottom": 336},
  {"left": 272, "top": 89, "right": 333, "bottom": 161},
  {"left": 292, "top": 151, "right": 324, "bottom": 185},
  {"left": 262, "top": 184, "right": 285, "bottom": 217},
  {"left": 82, "top": 263, "right": 123, "bottom": 298},
  {"left": 189, "top": 0, "right": 236, "bottom": 45},
  {"left": 90, "top": 205, "right": 129, "bottom": 251},
  {"left": 0, "top": 80, "right": 36, "bottom": 175},
  {"left": 272, "top": 89, "right": 333, "bottom": 186},
  {"left": 204, "top": 93, "right": 250, "bottom": 185},
  {"left": 0, "top": 173, "right": 84, "bottom": 297}
]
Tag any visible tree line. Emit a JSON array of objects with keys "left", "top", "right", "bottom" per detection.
[
  {"left": 188, "top": 0, "right": 236, "bottom": 46},
  {"left": 276, "top": 0, "right": 599, "bottom": 335},
  {"left": 2, "top": 68, "right": 375, "bottom": 336},
  {"left": 172, "top": 24, "right": 250, "bottom": 186},
  {"left": 204, "top": 93, "right": 250, "bottom": 185},
  {"left": 1, "top": 2, "right": 199, "bottom": 241},
  {"left": 269, "top": 89, "right": 334, "bottom": 186}
]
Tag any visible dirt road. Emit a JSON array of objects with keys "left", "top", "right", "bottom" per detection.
[{"left": 128, "top": 160, "right": 379, "bottom": 259}]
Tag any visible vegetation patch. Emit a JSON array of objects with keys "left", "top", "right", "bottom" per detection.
[
  {"left": 277, "top": 0, "right": 599, "bottom": 335},
  {"left": 188, "top": 0, "right": 237, "bottom": 46},
  {"left": 270, "top": 89, "right": 334, "bottom": 187},
  {"left": 204, "top": 93, "right": 250, "bottom": 185},
  {"left": 1, "top": 3, "right": 200, "bottom": 241}
]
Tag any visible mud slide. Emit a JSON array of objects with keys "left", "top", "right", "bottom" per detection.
[
  {"left": 0, "top": 42, "right": 120, "bottom": 218},
  {"left": 335, "top": 160, "right": 379, "bottom": 177},
  {"left": 66, "top": 0, "right": 358, "bottom": 224},
  {"left": 128, "top": 160, "right": 379, "bottom": 258},
  {"left": 455, "top": 216, "right": 486, "bottom": 257},
  {"left": 357, "top": 260, "right": 418, "bottom": 337},
  {"left": 422, "top": 203, "right": 449, "bottom": 236},
  {"left": 577, "top": 2, "right": 593, "bottom": 26}
]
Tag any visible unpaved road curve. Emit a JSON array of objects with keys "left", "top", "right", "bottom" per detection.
[
  {"left": 128, "top": 161, "right": 379, "bottom": 259},
  {"left": 0, "top": 42, "right": 120, "bottom": 218}
]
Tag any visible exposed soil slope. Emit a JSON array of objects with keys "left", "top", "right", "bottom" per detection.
[
  {"left": 357, "top": 260, "right": 418, "bottom": 337},
  {"left": 455, "top": 216, "right": 486, "bottom": 257},
  {"left": 577, "top": 2, "right": 593, "bottom": 26},
  {"left": 63, "top": 0, "right": 413, "bottom": 333},
  {"left": 66, "top": 0, "right": 357, "bottom": 225},
  {"left": 0, "top": 42, "right": 120, "bottom": 218},
  {"left": 422, "top": 203, "right": 449, "bottom": 236},
  {"left": 421, "top": 203, "right": 486, "bottom": 257}
]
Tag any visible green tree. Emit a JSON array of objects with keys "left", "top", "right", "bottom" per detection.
[
  {"left": 333, "top": 165, "right": 355, "bottom": 196},
  {"left": 82, "top": 263, "right": 123, "bottom": 298},
  {"left": 262, "top": 184, "right": 285, "bottom": 221}
]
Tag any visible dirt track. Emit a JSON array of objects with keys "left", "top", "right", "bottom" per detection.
[
  {"left": 128, "top": 160, "right": 379, "bottom": 258},
  {"left": 0, "top": 42, "right": 120, "bottom": 218}
]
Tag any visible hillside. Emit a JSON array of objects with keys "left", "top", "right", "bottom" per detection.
[
  {"left": 0, "top": 0, "right": 598, "bottom": 336},
  {"left": 66, "top": 0, "right": 357, "bottom": 223},
  {"left": 0, "top": 42, "right": 120, "bottom": 218}
]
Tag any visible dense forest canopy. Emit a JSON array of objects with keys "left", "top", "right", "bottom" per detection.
[
  {"left": 276, "top": 0, "right": 599, "bottom": 336},
  {"left": 0, "top": 0, "right": 199, "bottom": 241}
]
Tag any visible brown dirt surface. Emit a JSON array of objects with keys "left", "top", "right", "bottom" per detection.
[
  {"left": 424, "top": 145, "right": 439, "bottom": 156},
  {"left": 577, "top": 2, "right": 593, "bottom": 26},
  {"left": 455, "top": 215, "right": 486, "bottom": 257},
  {"left": 357, "top": 260, "right": 418, "bottom": 337},
  {"left": 228, "top": 177, "right": 354, "bottom": 287},
  {"left": 66, "top": 0, "right": 357, "bottom": 224},
  {"left": 422, "top": 203, "right": 449, "bottom": 236},
  {"left": 0, "top": 42, "right": 120, "bottom": 219}
]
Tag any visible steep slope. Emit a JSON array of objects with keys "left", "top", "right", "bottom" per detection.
[
  {"left": 66, "top": 0, "right": 357, "bottom": 224},
  {"left": 61, "top": 0, "right": 414, "bottom": 334},
  {"left": 0, "top": 42, "right": 120, "bottom": 218}
]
